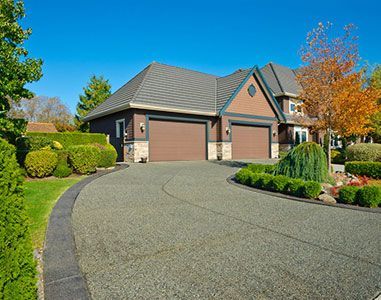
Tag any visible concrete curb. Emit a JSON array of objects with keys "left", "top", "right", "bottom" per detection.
[
  {"left": 43, "top": 164, "right": 128, "bottom": 300},
  {"left": 227, "top": 175, "right": 381, "bottom": 214}
]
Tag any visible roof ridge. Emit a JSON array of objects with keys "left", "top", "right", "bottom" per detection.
[
  {"left": 217, "top": 68, "right": 251, "bottom": 80},
  {"left": 269, "top": 62, "right": 284, "bottom": 94},
  {"left": 152, "top": 61, "right": 218, "bottom": 78},
  {"left": 130, "top": 63, "right": 155, "bottom": 103}
]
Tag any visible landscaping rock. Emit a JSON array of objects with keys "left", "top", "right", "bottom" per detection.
[
  {"left": 318, "top": 193, "right": 337, "bottom": 205},
  {"left": 321, "top": 183, "right": 333, "bottom": 193}
]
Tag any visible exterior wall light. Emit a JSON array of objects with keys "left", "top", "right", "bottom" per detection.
[
  {"left": 140, "top": 122, "right": 145, "bottom": 132},
  {"left": 273, "top": 130, "right": 277, "bottom": 137},
  {"left": 226, "top": 127, "right": 231, "bottom": 135}
]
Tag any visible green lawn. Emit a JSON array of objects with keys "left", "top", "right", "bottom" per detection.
[{"left": 24, "top": 177, "right": 83, "bottom": 249}]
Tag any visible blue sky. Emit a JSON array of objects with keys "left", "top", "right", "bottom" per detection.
[{"left": 23, "top": 0, "right": 380, "bottom": 113}]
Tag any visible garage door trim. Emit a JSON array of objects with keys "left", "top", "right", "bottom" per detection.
[
  {"left": 229, "top": 119, "right": 272, "bottom": 158},
  {"left": 146, "top": 114, "right": 210, "bottom": 160}
]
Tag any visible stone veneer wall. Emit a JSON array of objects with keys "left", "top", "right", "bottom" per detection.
[
  {"left": 271, "top": 143, "right": 279, "bottom": 159},
  {"left": 124, "top": 141, "right": 149, "bottom": 163},
  {"left": 208, "top": 142, "right": 217, "bottom": 160},
  {"left": 217, "top": 142, "right": 232, "bottom": 160}
]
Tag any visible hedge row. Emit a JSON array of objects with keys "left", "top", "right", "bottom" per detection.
[
  {"left": 235, "top": 168, "right": 321, "bottom": 199},
  {"left": 0, "top": 138, "right": 37, "bottom": 298},
  {"left": 339, "top": 185, "right": 381, "bottom": 208},
  {"left": 345, "top": 161, "right": 381, "bottom": 179},
  {"left": 25, "top": 132, "right": 107, "bottom": 148},
  {"left": 347, "top": 143, "right": 381, "bottom": 162}
]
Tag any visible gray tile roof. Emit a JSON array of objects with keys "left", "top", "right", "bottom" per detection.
[
  {"left": 84, "top": 62, "right": 277, "bottom": 121},
  {"left": 260, "top": 62, "right": 301, "bottom": 97}
]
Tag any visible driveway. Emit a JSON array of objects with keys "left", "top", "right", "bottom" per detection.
[{"left": 72, "top": 161, "right": 381, "bottom": 299}]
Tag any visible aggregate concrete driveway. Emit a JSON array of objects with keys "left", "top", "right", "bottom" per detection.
[{"left": 72, "top": 161, "right": 381, "bottom": 299}]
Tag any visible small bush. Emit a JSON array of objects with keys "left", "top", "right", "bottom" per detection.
[
  {"left": 54, "top": 150, "right": 70, "bottom": 166},
  {"left": 286, "top": 178, "right": 305, "bottom": 196},
  {"left": 347, "top": 143, "right": 381, "bottom": 162},
  {"left": 268, "top": 175, "right": 289, "bottom": 192},
  {"left": 339, "top": 186, "right": 360, "bottom": 204},
  {"left": 93, "top": 143, "right": 117, "bottom": 168},
  {"left": 25, "top": 150, "right": 58, "bottom": 178},
  {"left": 26, "top": 132, "right": 107, "bottom": 148},
  {"left": 345, "top": 161, "right": 381, "bottom": 179},
  {"left": 247, "top": 164, "right": 275, "bottom": 174},
  {"left": 255, "top": 174, "right": 273, "bottom": 189},
  {"left": 357, "top": 186, "right": 381, "bottom": 208},
  {"left": 68, "top": 145, "right": 101, "bottom": 174},
  {"left": 274, "top": 142, "right": 328, "bottom": 182},
  {"left": 248, "top": 173, "right": 262, "bottom": 187},
  {"left": 235, "top": 169, "right": 253, "bottom": 185},
  {"left": 53, "top": 140, "right": 63, "bottom": 150},
  {"left": 0, "top": 138, "right": 36, "bottom": 298},
  {"left": 53, "top": 164, "right": 72, "bottom": 178},
  {"left": 301, "top": 181, "right": 321, "bottom": 198}
]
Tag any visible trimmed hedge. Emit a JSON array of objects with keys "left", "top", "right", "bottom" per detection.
[
  {"left": 246, "top": 164, "right": 275, "bottom": 174},
  {"left": 53, "top": 164, "right": 72, "bottom": 178},
  {"left": 357, "top": 186, "right": 381, "bottom": 208},
  {"left": 235, "top": 168, "right": 321, "bottom": 199},
  {"left": 93, "top": 143, "right": 117, "bottom": 168},
  {"left": 347, "top": 143, "right": 381, "bottom": 162},
  {"left": 345, "top": 161, "right": 381, "bottom": 179},
  {"left": 274, "top": 142, "right": 328, "bottom": 182},
  {"left": 25, "top": 150, "right": 58, "bottom": 178},
  {"left": 26, "top": 132, "right": 107, "bottom": 148},
  {"left": 68, "top": 145, "right": 101, "bottom": 174},
  {"left": 339, "top": 186, "right": 360, "bottom": 204},
  {"left": 0, "top": 138, "right": 37, "bottom": 298}
]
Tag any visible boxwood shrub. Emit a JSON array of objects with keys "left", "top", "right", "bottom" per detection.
[
  {"left": 235, "top": 168, "right": 253, "bottom": 185},
  {"left": 357, "top": 186, "right": 381, "bottom": 208},
  {"left": 344, "top": 161, "right": 381, "bottom": 179},
  {"left": 68, "top": 145, "right": 101, "bottom": 174},
  {"left": 301, "top": 181, "right": 322, "bottom": 198},
  {"left": 25, "top": 150, "right": 58, "bottom": 178},
  {"left": 347, "top": 143, "right": 381, "bottom": 162},
  {"left": 246, "top": 164, "right": 275, "bottom": 174},
  {"left": 93, "top": 143, "right": 118, "bottom": 168},
  {"left": 338, "top": 186, "right": 360, "bottom": 204},
  {"left": 268, "top": 175, "right": 289, "bottom": 192},
  {"left": 286, "top": 178, "right": 305, "bottom": 197},
  {"left": 53, "top": 164, "right": 72, "bottom": 178},
  {"left": 26, "top": 132, "right": 107, "bottom": 148},
  {"left": 0, "top": 138, "right": 36, "bottom": 298}
]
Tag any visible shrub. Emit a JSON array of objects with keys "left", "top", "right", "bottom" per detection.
[
  {"left": 268, "top": 175, "right": 289, "bottom": 192},
  {"left": 338, "top": 186, "right": 360, "bottom": 204},
  {"left": 286, "top": 178, "right": 305, "bottom": 196},
  {"left": 248, "top": 173, "right": 262, "bottom": 187},
  {"left": 255, "top": 174, "right": 273, "bottom": 189},
  {"left": 357, "top": 186, "right": 381, "bottom": 208},
  {"left": 301, "top": 181, "right": 322, "bottom": 198},
  {"left": 16, "top": 135, "right": 54, "bottom": 151},
  {"left": 247, "top": 164, "right": 275, "bottom": 174},
  {"left": 68, "top": 145, "right": 101, "bottom": 174},
  {"left": 53, "top": 164, "right": 72, "bottom": 178},
  {"left": 25, "top": 150, "right": 58, "bottom": 178},
  {"left": 345, "top": 161, "right": 381, "bottom": 179},
  {"left": 53, "top": 140, "right": 63, "bottom": 150},
  {"left": 0, "top": 138, "right": 36, "bottom": 298},
  {"left": 54, "top": 150, "right": 70, "bottom": 166},
  {"left": 26, "top": 132, "right": 107, "bottom": 148},
  {"left": 235, "top": 169, "right": 253, "bottom": 185},
  {"left": 274, "top": 142, "right": 328, "bottom": 182},
  {"left": 93, "top": 143, "right": 118, "bottom": 168},
  {"left": 347, "top": 143, "right": 381, "bottom": 162}
]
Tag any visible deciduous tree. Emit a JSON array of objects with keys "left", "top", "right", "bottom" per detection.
[
  {"left": 75, "top": 75, "right": 111, "bottom": 132},
  {"left": 296, "top": 22, "right": 381, "bottom": 171},
  {"left": 0, "top": 0, "right": 43, "bottom": 142}
]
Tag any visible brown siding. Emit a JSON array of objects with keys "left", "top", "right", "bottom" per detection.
[
  {"left": 232, "top": 124, "right": 270, "bottom": 159},
  {"left": 278, "top": 124, "right": 294, "bottom": 144},
  {"left": 149, "top": 119, "right": 206, "bottom": 161},
  {"left": 226, "top": 75, "right": 276, "bottom": 117},
  {"left": 89, "top": 110, "right": 133, "bottom": 140}
]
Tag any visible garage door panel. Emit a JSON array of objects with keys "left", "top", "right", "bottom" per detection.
[
  {"left": 232, "top": 124, "right": 269, "bottom": 159},
  {"left": 149, "top": 119, "right": 206, "bottom": 161}
]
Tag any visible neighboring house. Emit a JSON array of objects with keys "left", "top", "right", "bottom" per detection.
[
  {"left": 26, "top": 122, "right": 57, "bottom": 133},
  {"left": 84, "top": 62, "right": 286, "bottom": 162},
  {"left": 261, "top": 62, "right": 320, "bottom": 151}
]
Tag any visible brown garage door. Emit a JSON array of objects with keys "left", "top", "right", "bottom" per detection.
[
  {"left": 149, "top": 119, "right": 206, "bottom": 161},
  {"left": 232, "top": 124, "right": 270, "bottom": 159}
]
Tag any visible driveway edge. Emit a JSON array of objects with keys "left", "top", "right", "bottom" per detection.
[
  {"left": 43, "top": 164, "right": 128, "bottom": 300},
  {"left": 227, "top": 175, "right": 381, "bottom": 214}
]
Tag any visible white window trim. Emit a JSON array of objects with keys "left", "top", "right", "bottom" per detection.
[
  {"left": 289, "top": 101, "right": 296, "bottom": 113},
  {"left": 294, "top": 126, "right": 308, "bottom": 142},
  {"left": 115, "top": 119, "right": 125, "bottom": 138}
]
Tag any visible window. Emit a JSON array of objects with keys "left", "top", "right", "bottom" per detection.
[
  {"left": 247, "top": 84, "right": 256, "bottom": 97},
  {"left": 294, "top": 126, "right": 308, "bottom": 144},
  {"left": 290, "top": 103, "right": 296, "bottom": 112},
  {"left": 115, "top": 119, "right": 125, "bottom": 138},
  {"left": 289, "top": 101, "right": 302, "bottom": 114}
]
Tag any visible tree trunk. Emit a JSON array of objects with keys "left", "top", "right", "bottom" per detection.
[{"left": 327, "top": 129, "right": 332, "bottom": 173}]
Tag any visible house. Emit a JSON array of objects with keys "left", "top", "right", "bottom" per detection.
[
  {"left": 261, "top": 62, "right": 320, "bottom": 150},
  {"left": 26, "top": 122, "right": 58, "bottom": 133},
  {"left": 84, "top": 62, "right": 287, "bottom": 162}
]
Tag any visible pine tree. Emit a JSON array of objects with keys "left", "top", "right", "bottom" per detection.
[{"left": 75, "top": 75, "right": 111, "bottom": 132}]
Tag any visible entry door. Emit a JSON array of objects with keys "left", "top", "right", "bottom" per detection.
[{"left": 115, "top": 119, "right": 125, "bottom": 162}]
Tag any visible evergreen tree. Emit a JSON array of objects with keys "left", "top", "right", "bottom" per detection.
[
  {"left": 75, "top": 75, "right": 111, "bottom": 132},
  {"left": 0, "top": 0, "right": 43, "bottom": 143}
]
